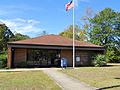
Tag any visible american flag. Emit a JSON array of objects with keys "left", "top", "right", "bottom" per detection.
[{"left": 66, "top": 1, "right": 74, "bottom": 11}]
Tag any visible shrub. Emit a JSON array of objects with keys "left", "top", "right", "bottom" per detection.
[
  {"left": 0, "top": 53, "right": 7, "bottom": 68},
  {"left": 92, "top": 54, "right": 107, "bottom": 67}
]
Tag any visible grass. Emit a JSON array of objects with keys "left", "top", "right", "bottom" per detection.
[
  {"left": 61, "top": 63, "right": 120, "bottom": 90},
  {"left": 0, "top": 71, "right": 61, "bottom": 90}
]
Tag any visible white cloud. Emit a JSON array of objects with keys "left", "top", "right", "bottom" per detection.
[{"left": 0, "top": 18, "right": 43, "bottom": 36}]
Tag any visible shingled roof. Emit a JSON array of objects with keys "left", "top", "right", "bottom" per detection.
[{"left": 8, "top": 35, "right": 103, "bottom": 48}]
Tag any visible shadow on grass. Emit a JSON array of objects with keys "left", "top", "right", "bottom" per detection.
[
  {"left": 96, "top": 85, "right": 120, "bottom": 90},
  {"left": 115, "top": 78, "right": 120, "bottom": 79}
]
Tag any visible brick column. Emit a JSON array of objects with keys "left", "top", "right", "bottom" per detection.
[{"left": 7, "top": 47, "right": 12, "bottom": 68}]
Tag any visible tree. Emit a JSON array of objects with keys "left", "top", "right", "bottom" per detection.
[
  {"left": 89, "top": 8, "right": 120, "bottom": 62},
  {"left": 0, "top": 24, "right": 14, "bottom": 51},
  {"left": 59, "top": 25, "right": 87, "bottom": 41},
  {"left": 39, "top": 30, "right": 48, "bottom": 36},
  {"left": 81, "top": 7, "right": 94, "bottom": 41},
  {"left": 79, "top": 25, "right": 89, "bottom": 41},
  {"left": 0, "top": 23, "right": 31, "bottom": 50},
  {"left": 10, "top": 33, "right": 30, "bottom": 41}
]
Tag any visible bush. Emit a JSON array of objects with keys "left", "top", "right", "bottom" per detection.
[
  {"left": 0, "top": 50, "right": 7, "bottom": 68},
  {"left": 92, "top": 54, "right": 107, "bottom": 67},
  {"left": 0, "top": 53, "right": 7, "bottom": 68}
]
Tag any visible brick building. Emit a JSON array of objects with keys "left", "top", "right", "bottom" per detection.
[{"left": 7, "top": 35, "right": 105, "bottom": 68}]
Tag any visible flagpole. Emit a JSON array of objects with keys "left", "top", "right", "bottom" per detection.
[{"left": 73, "top": 0, "right": 75, "bottom": 69}]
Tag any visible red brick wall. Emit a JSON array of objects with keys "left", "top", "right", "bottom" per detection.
[
  {"left": 61, "top": 50, "right": 73, "bottom": 66},
  {"left": 7, "top": 47, "right": 12, "bottom": 68},
  {"left": 61, "top": 50, "right": 92, "bottom": 66},
  {"left": 14, "top": 48, "right": 27, "bottom": 67},
  {"left": 76, "top": 50, "right": 90, "bottom": 66},
  {"left": 61, "top": 50, "right": 91, "bottom": 66}
]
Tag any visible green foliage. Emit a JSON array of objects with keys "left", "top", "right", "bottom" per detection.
[
  {"left": 0, "top": 50, "right": 7, "bottom": 68},
  {"left": 0, "top": 24, "right": 14, "bottom": 50},
  {"left": 106, "top": 48, "right": 120, "bottom": 63},
  {"left": 92, "top": 54, "right": 107, "bottom": 67},
  {"left": 89, "top": 8, "right": 120, "bottom": 62},
  {"left": 10, "top": 33, "right": 30, "bottom": 41},
  {"left": 59, "top": 25, "right": 88, "bottom": 41},
  {"left": 0, "top": 23, "right": 30, "bottom": 51}
]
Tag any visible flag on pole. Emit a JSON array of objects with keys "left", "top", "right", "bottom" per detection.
[
  {"left": 65, "top": 0, "right": 75, "bottom": 68},
  {"left": 66, "top": 0, "right": 74, "bottom": 11}
]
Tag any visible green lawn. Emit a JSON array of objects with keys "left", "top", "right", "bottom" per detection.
[
  {"left": 0, "top": 71, "right": 61, "bottom": 90},
  {"left": 61, "top": 63, "right": 120, "bottom": 90}
]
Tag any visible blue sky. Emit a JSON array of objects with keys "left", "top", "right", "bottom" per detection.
[{"left": 0, "top": 0, "right": 120, "bottom": 37}]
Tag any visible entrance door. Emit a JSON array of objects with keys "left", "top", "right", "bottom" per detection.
[{"left": 49, "top": 50, "right": 61, "bottom": 67}]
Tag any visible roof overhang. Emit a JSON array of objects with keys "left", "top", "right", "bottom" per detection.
[{"left": 8, "top": 43, "right": 105, "bottom": 51}]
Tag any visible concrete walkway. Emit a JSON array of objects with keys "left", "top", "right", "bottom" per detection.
[{"left": 43, "top": 68, "right": 96, "bottom": 90}]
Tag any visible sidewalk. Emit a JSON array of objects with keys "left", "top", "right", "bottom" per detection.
[{"left": 43, "top": 68, "right": 96, "bottom": 90}]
